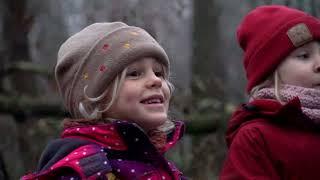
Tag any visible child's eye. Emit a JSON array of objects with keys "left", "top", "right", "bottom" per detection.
[
  {"left": 154, "top": 70, "right": 165, "bottom": 78},
  {"left": 126, "top": 70, "right": 143, "bottom": 78},
  {"left": 296, "top": 52, "right": 310, "bottom": 59}
]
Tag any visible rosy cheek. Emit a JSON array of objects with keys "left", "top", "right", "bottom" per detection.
[
  {"left": 290, "top": 74, "right": 311, "bottom": 87},
  {"left": 124, "top": 93, "right": 137, "bottom": 103}
]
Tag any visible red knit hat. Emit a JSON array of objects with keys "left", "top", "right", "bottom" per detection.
[{"left": 237, "top": 5, "right": 320, "bottom": 93}]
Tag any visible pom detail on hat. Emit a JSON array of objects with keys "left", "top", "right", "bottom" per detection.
[
  {"left": 102, "top": 44, "right": 110, "bottom": 51},
  {"left": 123, "top": 43, "right": 131, "bottom": 49},
  {"left": 130, "top": 31, "right": 139, "bottom": 36},
  {"left": 83, "top": 73, "right": 89, "bottom": 80},
  {"left": 99, "top": 65, "right": 107, "bottom": 72}
]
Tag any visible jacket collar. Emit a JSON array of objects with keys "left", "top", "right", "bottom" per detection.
[
  {"left": 226, "top": 97, "right": 317, "bottom": 147},
  {"left": 61, "top": 120, "right": 185, "bottom": 153}
]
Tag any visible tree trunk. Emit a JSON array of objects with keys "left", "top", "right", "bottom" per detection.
[
  {"left": 0, "top": 154, "right": 8, "bottom": 180},
  {"left": 3, "top": 0, "right": 37, "bottom": 96},
  {"left": 193, "top": 0, "right": 225, "bottom": 101}
]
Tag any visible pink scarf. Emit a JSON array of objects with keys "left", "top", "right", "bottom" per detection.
[{"left": 253, "top": 84, "right": 320, "bottom": 123}]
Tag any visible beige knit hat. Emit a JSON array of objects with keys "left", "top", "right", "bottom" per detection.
[{"left": 55, "top": 22, "right": 170, "bottom": 118}]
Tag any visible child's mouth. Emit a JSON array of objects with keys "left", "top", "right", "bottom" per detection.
[{"left": 140, "top": 95, "right": 164, "bottom": 104}]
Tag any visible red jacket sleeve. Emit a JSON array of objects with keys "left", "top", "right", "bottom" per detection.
[{"left": 219, "top": 126, "right": 280, "bottom": 180}]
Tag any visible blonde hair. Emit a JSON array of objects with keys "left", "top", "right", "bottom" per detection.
[
  {"left": 79, "top": 64, "right": 174, "bottom": 120},
  {"left": 249, "top": 70, "right": 284, "bottom": 104}
]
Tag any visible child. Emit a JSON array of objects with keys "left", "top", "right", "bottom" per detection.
[
  {"left": 22, "top": 22, "right": 186, "bottom": 180},
  {"left": 220, "top": 5, "right": 320, "bottom": 179}
]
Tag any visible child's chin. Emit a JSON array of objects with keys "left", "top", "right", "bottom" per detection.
[
  {"left": 142, "top": 117, "right": 167, "bottom": 130},
  {"left": 312, "top": 85, "right": 320, "bottom": 90}
]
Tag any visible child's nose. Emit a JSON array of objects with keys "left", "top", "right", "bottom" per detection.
[{"left": 145, "top": 72, "right": 162, "bottom": 88}]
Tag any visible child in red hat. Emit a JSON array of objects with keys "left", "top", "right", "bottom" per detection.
[
  {"left": 21, "top": 22, "right": 186, "bottom": 180},
  {"left": 220, "top": 5, "right": 320, "bottom": 179}
]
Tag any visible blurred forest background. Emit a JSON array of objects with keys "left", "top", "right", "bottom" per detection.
[{"left": 0, "top": 0, "right": 319, "bottom": 179}]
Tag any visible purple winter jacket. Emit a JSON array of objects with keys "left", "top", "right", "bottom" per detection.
[{"left": 22, "top": 120, "right": 187, "bottom": 180}]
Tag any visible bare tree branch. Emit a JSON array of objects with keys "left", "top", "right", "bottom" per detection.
[
  {"left": 0, "top": 94, "right": 66, "bottom": 120},
  {"left": 0, "top": 93, "right": 220, "bottom": 133},
  {"left": 1, "top": 61, "right": 52, "bottom": 77}
]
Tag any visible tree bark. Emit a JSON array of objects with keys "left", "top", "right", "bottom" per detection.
[
  {"left": 0, "top": 154, "right": 8, "bottom": 180},
  {"left": 3, "top": 0, "right": 37, "bottom": 96}
]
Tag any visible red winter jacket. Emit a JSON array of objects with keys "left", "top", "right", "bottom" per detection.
[{"left": 220, "top": 97, "right": 320, "bottom": 180}]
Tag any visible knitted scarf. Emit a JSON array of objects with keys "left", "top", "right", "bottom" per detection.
[{"left": 253, "top": 84, "right": 320, "bottom": 123}]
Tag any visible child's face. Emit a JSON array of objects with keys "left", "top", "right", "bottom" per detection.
[
  {"left": 105, "top": 57, "right": 171, "bottom": 131},
  {"left": 278, "top": 41, "right": 320, "bottom": 89}
]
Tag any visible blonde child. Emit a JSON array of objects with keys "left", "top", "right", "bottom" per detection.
[
  {"left": 220, "top": 5, "right": 320, "bottom": 179},
  {"left": 22, "top": 22, "right": 186, "bottom": 180}
]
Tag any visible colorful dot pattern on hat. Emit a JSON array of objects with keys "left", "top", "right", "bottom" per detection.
[
  {"left": 102, "top": 43, "right": 109, "bottom": 51},
  {"left": 83, "top": 73, "right": 89, "bottom": 80},
  {"left": 130, "top": 31, "right": 139, "bottom": 36},
  {"left": 82, "top": 30, "right": 142, "bottom": 89},
  {"left": 99, "top": 64, "right": 107, "bottom": 72},
  {"left": 123, "top": 43, "right": 131, "bottom": 49}
]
